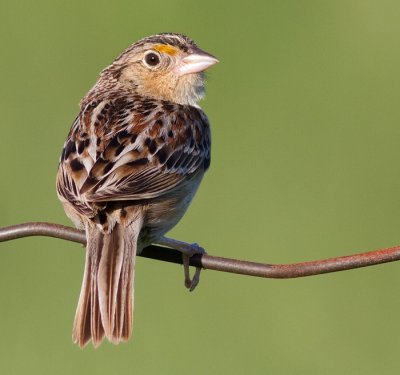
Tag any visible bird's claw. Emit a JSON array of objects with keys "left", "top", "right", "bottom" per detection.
[
  {"left": 181, "top": 243, "right": 206, "bottom": 292},
  {"left": 155, "top": 237, "right": 206, "bottom": 292}
]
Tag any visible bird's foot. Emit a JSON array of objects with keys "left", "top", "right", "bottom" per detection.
[{"left": 156, "top": 237, "right": 206, "bottom": 292}]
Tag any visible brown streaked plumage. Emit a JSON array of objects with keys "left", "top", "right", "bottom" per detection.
[{"left": 56, "top": 33, "right": 218, "bottom": 347}]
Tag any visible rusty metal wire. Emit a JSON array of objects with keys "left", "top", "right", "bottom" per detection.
[{"left": 1, "top": 222, "right": 400, "bottom": 279}]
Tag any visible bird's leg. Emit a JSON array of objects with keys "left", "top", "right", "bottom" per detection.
[{"left": 155, "top": 237, "right": 206, "bottom": 291}]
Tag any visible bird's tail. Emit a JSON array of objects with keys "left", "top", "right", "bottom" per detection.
[{"left": 72, "top": 221, "right": 139, "bottom": 348}]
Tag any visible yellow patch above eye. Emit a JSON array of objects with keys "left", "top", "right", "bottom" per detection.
[{"left": 153, "top": 44, "right": 179, "bottom": 56}]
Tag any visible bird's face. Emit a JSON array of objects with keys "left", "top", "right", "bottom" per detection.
[{"left": 108, "top": 34, "right": 218, "bottom": 106}]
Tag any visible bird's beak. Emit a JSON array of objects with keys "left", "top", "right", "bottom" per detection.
[{"left": 175, "top": 48, "right": 219, "bottom": 76}]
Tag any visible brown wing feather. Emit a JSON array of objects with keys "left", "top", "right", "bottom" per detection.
[{"left": 56, "top": 96, "right": 211, "bottom": 212}]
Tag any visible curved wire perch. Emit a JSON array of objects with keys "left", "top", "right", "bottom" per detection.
[{"left": 1, "top": 222, "right": 400, "bottom": 279}]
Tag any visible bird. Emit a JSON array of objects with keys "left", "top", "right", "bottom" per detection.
[{"left": 56, "top": 33, "right": 218, "bottom": 348}]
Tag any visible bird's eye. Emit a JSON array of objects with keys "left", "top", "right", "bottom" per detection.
[{"left": 144, "top": 52, "right": 161, "bottom": 67}]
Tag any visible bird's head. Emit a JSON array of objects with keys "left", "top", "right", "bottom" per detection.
[{"left": 103, "top": 33, "right": 219, "bottom": 106}]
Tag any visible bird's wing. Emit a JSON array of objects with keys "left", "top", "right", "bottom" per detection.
[{"left": 56, "top": 96, "right": 211, "bottom": 215}]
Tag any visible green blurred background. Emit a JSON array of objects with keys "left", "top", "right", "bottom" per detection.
[{"left": 1, "top": 0, "right": 400, "bottom": 374}]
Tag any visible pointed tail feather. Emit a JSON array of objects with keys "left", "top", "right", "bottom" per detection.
[
  {"left": 72, "top": 225, "right": 105, "bottom": 347},
  {"left": 72, "top": 221, "right": 139, "bottom": 347}
]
